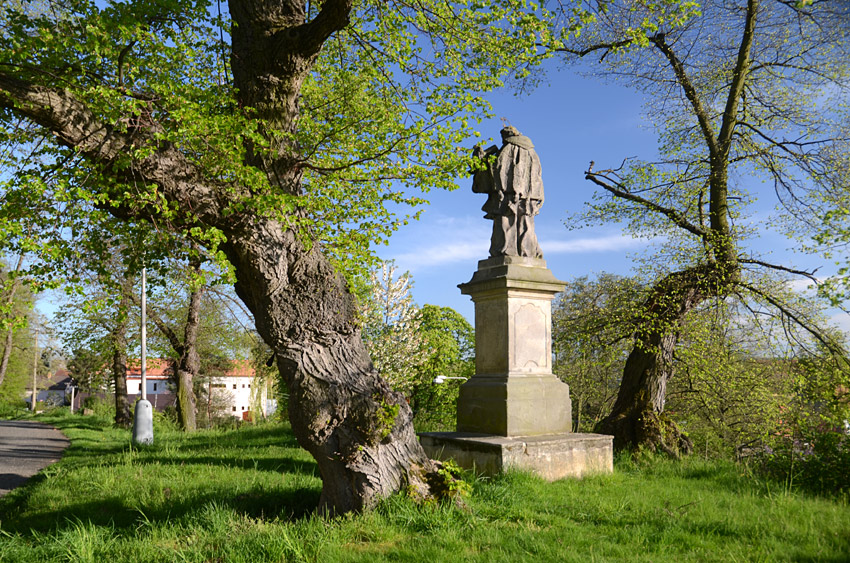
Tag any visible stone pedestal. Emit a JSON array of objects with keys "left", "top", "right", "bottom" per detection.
[
  {"left": 420, "top": 256, "right": 613, "bottom": 479},
  {"left": 457, "top": 256, "right": 571, "bottom": 436}
]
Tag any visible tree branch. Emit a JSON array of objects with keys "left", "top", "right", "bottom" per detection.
[
  {"left": 739, "top": 258, "right": 819, "bottom": 283},
  {"left": 736, "top": 281, "right": 844, "bottom": 358},
  {"left": 649, "top": 34, "right": 719, "bottom": 158},
  {"left": 276, "top": 0, "right": 353, "bottom": 58},
  {"left": 129, "top": 292, "right": 183, "bottom": 355},
  {"left": 0, "top": 73, "right": 234, "bottom": 229},
  {"left": 716, "top": 0, "right": 759, "bottom": 153},
  {"left": 552, "top": 40, "right": 633, "bottom": 60},
  {"left": 585, "top": 171, "right": 707, "bottom": 238},
  {"left": 737, "top": 120, "right": 844, "bottom": 157}
]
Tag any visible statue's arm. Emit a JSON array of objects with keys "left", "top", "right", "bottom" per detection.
[{"left": 471, "top": 145, "right": 498, "bottom": 194}]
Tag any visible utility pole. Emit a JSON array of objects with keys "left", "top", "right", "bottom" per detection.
[
  {"left": 141, "top": 264, "right": 147, "bottom": 402},
  {"left": 132, "top": 265, "right": 154, "bottom": 445},
  {"left": 30, "top": 328, "right": 38, "bottom": 412}
]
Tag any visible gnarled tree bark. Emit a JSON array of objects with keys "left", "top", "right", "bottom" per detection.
[{"left": 594, "top": 265, "right": 735, "bottom": 456}]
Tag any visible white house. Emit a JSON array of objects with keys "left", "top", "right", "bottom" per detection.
[
  {"left": 125, "top": 359, "right": 177, "bottom": 412},
  {"left": 204, "top": 360, "right": 266, "bottom": 420},
  {"left": 126, "top": 359, "right": 266, "bottom": 419}
]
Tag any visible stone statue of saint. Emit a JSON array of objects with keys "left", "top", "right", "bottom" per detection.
[{"left": 471, "top": 126, "right": 544, "bottom": 258}]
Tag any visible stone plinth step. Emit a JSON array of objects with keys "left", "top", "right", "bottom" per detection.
[{"left": 419, "top": 432, "right": 613, "bottom": 481}]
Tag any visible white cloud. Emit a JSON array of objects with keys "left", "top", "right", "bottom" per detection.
[
  {"left": 829, "top": 312, "right": 850, "bottom": 334},
  {"left": 392, "top": 241, "right": 484, "bottom": 271},
  {"left": 433, "top": 215, "right": 481, "bottom": 228},
  {"left": 545, "top": 235, "right": 652, "bottom": 254},
  {"left": 787, "top": 278, "right": 818, "bottom": 294},
  {"left": 393, "top": 233, "right": 652, "bottom": 272}
]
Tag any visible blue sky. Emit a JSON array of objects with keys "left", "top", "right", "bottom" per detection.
[{"left": 374, "top": 66, "right": 848, "bottom": 332}]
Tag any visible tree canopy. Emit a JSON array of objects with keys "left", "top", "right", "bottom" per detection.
[{"left": 0, "top": 0, "right": 559, "bottom": 280}]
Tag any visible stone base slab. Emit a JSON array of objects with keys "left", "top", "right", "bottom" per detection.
[{"left": 419, "top": 432, "right": 613, "bottom": 481}]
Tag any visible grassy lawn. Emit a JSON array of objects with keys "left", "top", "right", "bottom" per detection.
[{"left": 0, "top": 410, "right": 848, "bottom": 562}]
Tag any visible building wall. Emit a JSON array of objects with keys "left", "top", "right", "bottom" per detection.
[
  {"left": 126, "top": 378, "right": 171, "bottom": 396},
  {"left": 209, "top": 375, "right": 264, "bottom": 418},
  {"left": 125, "top": 360, "right": 265, "bottom": 419}
]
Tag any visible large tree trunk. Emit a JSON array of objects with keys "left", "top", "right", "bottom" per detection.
[
  {"left": 174, "top": 281, "right": 202, "bottom": 432},
  {"left": 221, "top": 0, "right": 439, "bottom": 513},
  {"left": 223, "top": 219, "right": 436, "bottom": 514},
  {"left": 596, "top": 330, "right": 694, "bottom": 457},
  {"left": 596, "top": 266, "right": 724, "bottom": 455},
  {"left": 111, "top": 275, "right": 133, "bottom": 427},
  {"left": 0, "top": 0, "right": 442, "bottom": 515}
]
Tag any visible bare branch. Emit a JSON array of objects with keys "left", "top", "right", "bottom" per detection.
[
  {"left": 129, "top": 292, "right": 183, "bottom": 354},
  {"left": 737, "top": 121, "right": 846, "bottom": 157},
  {"left": 739, "top": 258, "right": 819, "bottom": 283},
  {"left": 649, "top": 34, "right": 719, "bottom": 158},
  {"left": 552, "top": 40, "right": 633, "bottom": 61},
  {"left": 736, "top": 281, "right": 845, "bottom": 358},
  {"left": 716, "top": 0, "right": 759, "bottom": 153},
  {"left": 585, "top": 171, "right": 707, "bottom": 238}
]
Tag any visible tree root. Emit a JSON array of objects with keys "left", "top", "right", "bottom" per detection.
[{"left": 596, "top": 408, "right": 693, "bottom": 458}]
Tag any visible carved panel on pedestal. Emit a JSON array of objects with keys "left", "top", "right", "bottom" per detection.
[
  {"left": 513, "top": 303, "right": 547, "bottom": 370},
  {"left": 475, "top": 298, "right": 508, "bottom": 374}
]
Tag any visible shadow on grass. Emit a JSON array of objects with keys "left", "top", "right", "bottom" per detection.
[
  {"left": 0, "top": 442, "right": 322, "bottom": 536},
  {"left": 135, "top": 453, "right": 319, "bottom": 477},
  {"left": 3, "top": 484, "right": 322, "bottom": 535},
  {"left": 170, "top": 424, "right": 303, "bottom": 450},
  {"left": 1, "top": 416, "right": 324, "bottom": 536},
  {"left": 50, "top": 417, "right": 114, "bottom": 432}
]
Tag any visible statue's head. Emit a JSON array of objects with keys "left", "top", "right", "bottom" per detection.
[{"left": 500, "top": 126, "right": 520, "bottom": 140}]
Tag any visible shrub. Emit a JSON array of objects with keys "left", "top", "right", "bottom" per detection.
[
  {"left": 81, "top": 395, "right": 115, "bottom": 419},
  {"left": 759, "top": 426, "right": 850, "bottom": 500},
  {"left": 0, "top": 400, "right": 26, "bottom": 417},
  {"left": 151, "top": 407, "right": 181, "bottom": 432}
]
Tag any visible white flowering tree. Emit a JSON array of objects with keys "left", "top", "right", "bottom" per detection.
[{"left": 360, "top": 261, "right": 424, "bottom": 397}]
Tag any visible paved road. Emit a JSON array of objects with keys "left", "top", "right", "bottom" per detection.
[{"left": 0, "top": 420, "right": 69, "bottom": 497}]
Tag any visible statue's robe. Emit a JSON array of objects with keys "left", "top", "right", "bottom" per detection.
[{"left": 472, "top": 134, "right": 544, "bottom": 258}]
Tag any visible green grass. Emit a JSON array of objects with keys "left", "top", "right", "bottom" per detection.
[{"left": 1, "top": 409, "right": 848, "bottom": 562}]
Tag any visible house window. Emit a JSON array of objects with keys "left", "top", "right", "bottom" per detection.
[
  {"left": 153, "top": 383, "right": 157, "bottom": 391},
  {"left": 242, "top": 406, "right": 245, "bottom": 410},
  {"left": 248, "top": 384, "right": 251, "bottom": 389},
  {"left": 232, "top": 406, "right": 236, "bottom": 412},
  {"left": 242, "top": 384, "right": 245, "bottom": 388},
  {"left": 233, "top": 384, "right": 237, "bottom": 389}
]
